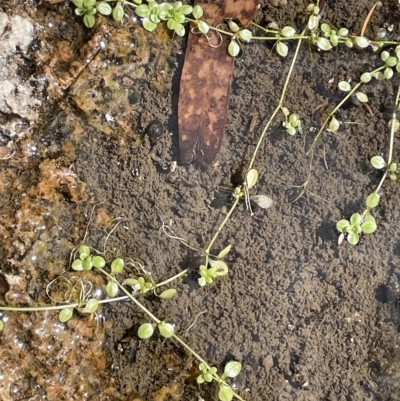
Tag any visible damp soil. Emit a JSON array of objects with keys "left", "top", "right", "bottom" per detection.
[{"left": 1, "top": 0, "right": 400, "bottom": 400}]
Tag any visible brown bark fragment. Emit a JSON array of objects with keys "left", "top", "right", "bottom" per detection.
[{"left": 178, "top": 0, "right": 258, "bottom": 165}]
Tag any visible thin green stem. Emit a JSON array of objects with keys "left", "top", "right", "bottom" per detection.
[
  {"left": 251, "top": 35, "right": 309, "bottom": 41},
  {"left": 185, "top": 18, "right": 234, "bottom": 37},
  {"left": 250, "top": 22, "right": 279, "bottom": 34},
  {"left": 387, "top": 84, "right": 400, "bottom": 165},
  {"left": 306, "top": 65, "right": 386, "bottom": 155},
  {"left": 362, "top": 84, "right": 400, "bottom": 217},
  {"left": 124, "top": 1, "right": 139, "bottom": 7},
  {"left": 95, "top": 267, "right": 248, "bottom": 401},
  {"left": 247, "top": 28, "right": 306, "bottom": 172},
  {"left": 155, "top": 269, "right": 188, "bottom": 288},
  {"left": 171, "top": 334, "right": 247, "bottom": 401},
  {"left": 96, "top": 267, "right": 161, "bottom": 323},
  {"left": 204, "top": 195, "right": 240, "bottom": 267}
]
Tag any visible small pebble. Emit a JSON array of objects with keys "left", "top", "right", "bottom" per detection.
[{"left": 146, "top": 119, "right": 164, "bottom": 142}]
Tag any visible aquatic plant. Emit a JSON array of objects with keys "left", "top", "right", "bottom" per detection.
[
  {"left": 4, "top": 1, "right": 400, "bottom": 400},
  {"left": 0, "top": 239, "right": 247, "bottom": 401}
]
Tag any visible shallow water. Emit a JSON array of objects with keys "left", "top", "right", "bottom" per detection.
[{"left": 1, "top": 0, "right": 400, "bottom": 400}]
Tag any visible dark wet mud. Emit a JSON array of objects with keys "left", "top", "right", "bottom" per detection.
[{"left": 1, "top": 1, "right": 400, "bottom": 400}]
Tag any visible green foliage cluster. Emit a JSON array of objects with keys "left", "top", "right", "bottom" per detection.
[
  {"left": 0, "top": 239, "right": 246, "bottom": 401},
  {"left": 135, "top": 1, "right": 194, "bottom": 36},
  {"left": 336, "top": 213, "right": 377, "bottom": 246},
  {"left": 197, "top": 361, "right": 242, "bottom": 401}
]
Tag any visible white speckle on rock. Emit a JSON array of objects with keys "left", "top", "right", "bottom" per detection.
[{"left": 0, "top": 12, "right": 41, "bottom": 122}]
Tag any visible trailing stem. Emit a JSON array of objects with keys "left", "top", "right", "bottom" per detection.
[
  {"left": 306, "top": 65, "right": 387, "bottom": 155},
  {"left": 95, "top": 266, "right": 248, "bottom": 401}
]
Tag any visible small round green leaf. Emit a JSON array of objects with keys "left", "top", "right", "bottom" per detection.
[
  {"left": 361, "top": 215, "right": 377, "bottom": 234},
  {"left": 197, "top": 20, "right": 209, "bottom": 34},
  {"left": 159, "top": 288, "right": 177, "bottom": 299},
  {"left": 92, "top": 256, "right": 105, "bottom": 268},
  {"left": 111, "top": 258, "right": 125, "bottom": 273},
  {"left": 167, "top": 18, "right": 178, "bottom": 30},
  {"left": 370, "top": 155, "right": 385, "bottom": 169},
  {"left": 75, "top": 7, "right": 86, "bottom": 16},
  {"left": 380, "top": 50, "right": 389, "bottom": 62},
  {"left": 320, "top": 23, "right": 330, "bottom": 33},
  {"left": 356, "top": 92, "right": 368, "bottom": 103},
  {"left": 158, "top": 321, "right": 175, "bottom": 338},
  {"left": 82, "top": 258, "right": 93, "bottom": 270},
  {"left": 280, "top": 26, "right": 296, "bottom": 38},
  {"left": 59, "top": 307, "right": 74, "bottom": 323},
  {"left": 172, "top": 0, "right": 181, "bottom": 10},
  {"left": 287, "top": 126, "right": 296, "bottom": 136},
  {"left": 336, "top": 219, "right": 350, "bottom": 232},
  {"left": 228, "top": 41, "right": 240, "bottom": 57},
  {"left": 143, "top": 17, "right": 157, "bottom": 31},
  {"left": 218, "top": 385, "right": 234, "bottom": 401},
  {"left": 96, "top": 2, "right": 112, "bottom": 15},
  {"left": 113, "top": 3, "right": 124, "bottom": 21},
  {"left": 79, "top": 245, "right": 90, "bottom": 259},
  {"left": 84, "top": 0, "right": 96, "bottom": 7},
  {"left": 338, "top": 27, "right": 348, "bottom": 37},
  {"left": 81, "top": 298, "right": 99, "bottom": 314},
  {"left": 246, "top": 169, "right": 258, "bottom": 189},
  {"left": 360, "top": 72, "right": 371, "bottom": 83},
  {"left": 289, "top": 113, "right": 300, "bottom": 127},
  {"left": 174, "top": 23, "right": 186, "bottom": 37},
  {"left": 173, "top": 11, "right": 185, "bottom": 24},
  {"left": 329, "top": 116, "right": 339, "bottom": 132},
  {"left": 71, "top": 259, "right": 83, "bottom": 271},
  {"left": 307, "top": 15, "right": 319, "bottom": 31},
  {"left": 135, "top": 4, "right": 150, "bottom": 17},
  {"left": 330, "top": 34, "right": 338, "bottom": 47},
  {"left": 192, "top": 4, "right": 203, "bottom": 20},
  {"left": 384, "top": 67, "right": 394, "bottom": 80},
  {"left": 338, "top": 81, "right": 351, "bottom": 92},
  {"left": 366, "top": 193, "right": 380, "bottom": 209},
  {"left": 227, "top": 20, "right": 240, "bottom": 33},
  {"left": 106, "top": 281, "right": 118, "bottom": 297},
  {"left": 204, "top": 372, "right": 213, "bottom": 382},
  {"left": 179, "top": 5, "right": 193, "bottom": 15},
  {"left": 276, "top": 41, "right": 288, "bottom": 57},
  {"left": 138, "top": 323, "right": 154, "bottom": 339},
  {"left": 347, "top": 232, "right": 359, "bottom": 245},
  {"left": 345, "top": 38, "right": 353, "bottom": 48},
  {"left": 224, "top": 361, "right": 242, "bottom": 378},
  {"left": 159, "top": 3, "right": 172, "bottom": 19},
  {"left": 350, "top": 213, "right": 362, "bottom": 227},
  {"left": 354, "top": 36, "right": 369, "bottom": 48},
  {"left": 386, "top": 56, "right": 398, "bottom": 67},
  {"left": 238, "top": 29, "right": 252, "bottom": 41},
  {"left": 316, "top": 37, "right": 332, "bottom": 51},
  {"left": 83, "top": 14, "right": 96, "bottom": 28}
]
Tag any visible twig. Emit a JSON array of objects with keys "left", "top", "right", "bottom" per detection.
[{"left": 361, "top": 2, "right": 379, "bottom": 37}]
